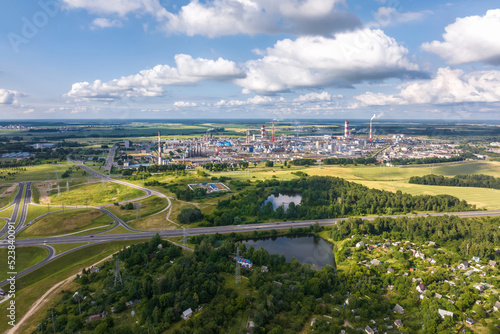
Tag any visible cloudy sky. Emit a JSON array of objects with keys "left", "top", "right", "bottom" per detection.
[{"left": 1, "top": 0, "right": 500, "bottom": 120}]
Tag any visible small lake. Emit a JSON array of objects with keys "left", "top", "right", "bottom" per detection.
[
  {"left": 244, "top": 235, "right": 335, "bottom": 270},
  {"left": 264, "top": 193, "right": 302, "bottom": 210}
]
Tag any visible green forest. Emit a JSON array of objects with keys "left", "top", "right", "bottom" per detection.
[
  {"left": 201, "top": 176, "right": 474, "bottom": 227},
  {"left": 409, "top": 173, "right": 500, "bottom": 189}
]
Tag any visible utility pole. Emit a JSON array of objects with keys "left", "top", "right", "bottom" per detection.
[
  {"left": 235, "top": 247, "right": 241, "bottom": 285},
  {"left": 183, "top": 227, "right": 187, "bottom": 249},
  {"left": 114, "top": 256, "right": 122, "bottom": 286},
  {"left": 51, "top": 309, "right": 56, "bottom": 333}
]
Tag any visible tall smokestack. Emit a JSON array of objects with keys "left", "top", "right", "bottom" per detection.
[
  {"left": 370, "top": 114, "right": 376, "bottom": 141},
  {"left": 261, "top": 125, "right": 266, "bottom": 139},
  {"left": 344, "top": 121, "right": 349, "bottom": 139},
  {"left": 246, "top": 130, "right": 250, "bottom": 144},
  {"left": 271, "top": 120, "right": 275, "bottom": 143},
  {"left": 158, "top": 131, "right": 162, "bottom": 165},
  {"left": 369, "top": 119, "right": 372, "bottom": 141}
]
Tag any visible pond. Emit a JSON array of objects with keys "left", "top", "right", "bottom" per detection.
[
  {"left": 244, "top": 235, "right": 335, "bottom": 270},
  {"left": 264, "top": 193, "right": 302, "bottom": 211}
]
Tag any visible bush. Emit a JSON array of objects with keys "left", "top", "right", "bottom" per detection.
[{"left": 177, "top": 207, "right": 203, "bottom": 224}]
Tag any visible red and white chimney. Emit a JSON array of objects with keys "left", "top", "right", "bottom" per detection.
[
  {"left": 158, "top": 131, "right": 162, "bottom": 165},
  {"left": 271, "top": 120, "right": 275, "bottom": 143},
  {"left": 369, "top": 119, "right": 373, "bottom": 141},
  {"left": 261, "top": 124, "right": 266, "bottom": 139},
  {"left": 344, "top": 121, "right": 349, "bottom": 138}
]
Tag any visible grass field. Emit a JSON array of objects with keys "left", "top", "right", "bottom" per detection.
[
  {"left": 0, "top": 204, "right": 14, "bottom": 219},
  {"left": 0, "top": 246, "right": 48, "bottom": 282},
  {"left": 0, "top": 163, "right": 78, "bottom": 184},
  {"left": 18, "top": 209, "right": 114, "bottom": 238},
  {"left": 104, "top": 196, "right": 169, "bottom": 221},
  {"left": 0, "top": 239, "right": 148, "bottom": 334},
  {"left": 0, "top": 184, "right": 17, "bottom": 208},
  {"left": 205, "top": 161, "right": 500, "bottom": 210},
  {"left": 49, "top": 181, "right": 145, "bottom": 206},
  {"left": 52, "top": 242, "right": 92, "bottom": 254},
  {"left": 98, "top": 225, "right": 137, "bottom": 234}
]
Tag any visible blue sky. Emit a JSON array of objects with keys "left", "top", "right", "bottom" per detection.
[{"left": 1, "top": 0, "right": 499, "bottom": 120}]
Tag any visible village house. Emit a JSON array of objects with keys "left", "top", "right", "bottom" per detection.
[
  {"left": 416, "top": 284, "right": 427, "bottom": 294},
  {"left": 394, "top": 319, "right": 403, "bottom": 328},
  {"left": 393, "top": 304, "right": 404, "bottom": 314},
  {"left": 364, "top": 325, "right": 375, "bottom": 334},
  {"left": 494, "top": 301, "right": 500, "bottom": 312},
  {"left": 458, "top": 262, "right": 469, "bottom": 270},
  {"left": 438, "top": 309, "right": 453, "bottom": 319},
  {"left": 87, "top": 314, "right": 101, "bottom": 322},
  {"left": 182, "top": 308, "right": 193, "bottom": 320}
]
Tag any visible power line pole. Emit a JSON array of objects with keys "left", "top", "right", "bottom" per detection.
[
  {"left": 235, "top": 247, "right": 241, "bottom": 285},
  {"left": 114, "top": 256, "right": 122, "bottom": 286},
  {"left": 51, "top": 309, "right": 56, "bottom": 333},
  {"left": 183, "top": 227, "right": 187, "bottom": 249}
]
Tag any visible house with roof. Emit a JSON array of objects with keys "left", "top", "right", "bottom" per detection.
[
  {"left": 394, "top": 319, "right": 403, "bottom": 328},
  {"left": 364, "top": 325, "right": 375, "bottom": 334},
  {"left": 473, "top": 284, "right": 485, "bottom": 292},
  {"left": 458, "top": 262, "right": 469, "bottom": 270},
  {"left": 489, "top": 260, "right": 497, "bottom": 267},
  {"left": 472, "top": 256, "right": 480, "bottom": 263},
  {"left": 416, "top": 284, "right": 427, "bottom": 294},
  {"left": 370, "top": 259, "right": 381, "bottom": 265},
  {"left": 438, "top": 309, "right": 453, "bottom": 319},
  {"left": 494, "top": 301, "right": 500, "bottom": 312},
  {"left": 387, "top": 267, "right": 394, "bottom": 274},
  {"left": 393, "top": 304, "right": 404, "bottom": 314},
  {"left": 233, "top": 256, "right": 253, "bottom": 268},
  {"left": 182, "top": 308, "right": 193, "bottom": 320},
  {"left": 87, "top": 314, "right": 101, "bottom": 322}
]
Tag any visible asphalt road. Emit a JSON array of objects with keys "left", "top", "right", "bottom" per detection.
[
  {"left": 3, "top": 163, "right": 500, "bottom": 288},
  {"left": 0, "top": 183, "right": 30, "bottom": 239}
]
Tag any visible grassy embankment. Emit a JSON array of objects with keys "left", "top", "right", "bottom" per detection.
[
  {"left": 18, "top": 209, "right": 114, "bottom": 238},
  {"left": 0, "top": 246, "right": 49, "bottom": 282},
  {"left": 48, "top": 181, "right": 145, "bottom": 206}
]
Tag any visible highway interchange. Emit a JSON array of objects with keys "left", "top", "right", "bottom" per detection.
[{"left": 2, "top": 163, "right": 500, "bottom": 287}]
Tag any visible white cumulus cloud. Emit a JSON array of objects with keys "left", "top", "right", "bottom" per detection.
[
  {"left": 371, "top": 7, "right": 432, "bottom": 27},
  {"left": 421, "top": 9, "right": 500, "bottom": 65},
  {"left": 62, "top": 0, "right": 361, "bottom": 36},
  {"left": 236, "top": 29, "right": 422, "bottom": 94},
  {"left": 294, "top": 91, "right": 333, "bottom": 102},
  {"left": 354, "top": 67, "right": 500, "bottom": 106},
  {"left": 173, "top": 101, "right": 197, "bottom": 107},
  {"left": 65, "top": 54, "right": 245, "bottom": 99},
  {"left": 0, "top": 89, "right": 25, "bottom": 106},
  {"left": 216, "top": 95, "right": 283, "bottom": 107},
  {"left": 90, "top": 17, "right": 123, "bottom": 29},
  {"left": 61, "top": 0, "right": 168, "bottom": 18}
]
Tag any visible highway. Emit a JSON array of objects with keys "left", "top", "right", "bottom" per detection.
[{"left": 2, "top": 163, "right": 500, "bottom": 288}]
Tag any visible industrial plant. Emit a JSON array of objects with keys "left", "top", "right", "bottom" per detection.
[{"left": 117, "top": 119, "right": 462, "bottom": 169}]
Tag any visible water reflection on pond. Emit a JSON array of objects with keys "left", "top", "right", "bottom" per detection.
[
  {"left": 264, "top": 193, "right": 302, "bottom": 211},
  {"left": 244, "top": 235, "right": 335, "bottom": 270}
]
